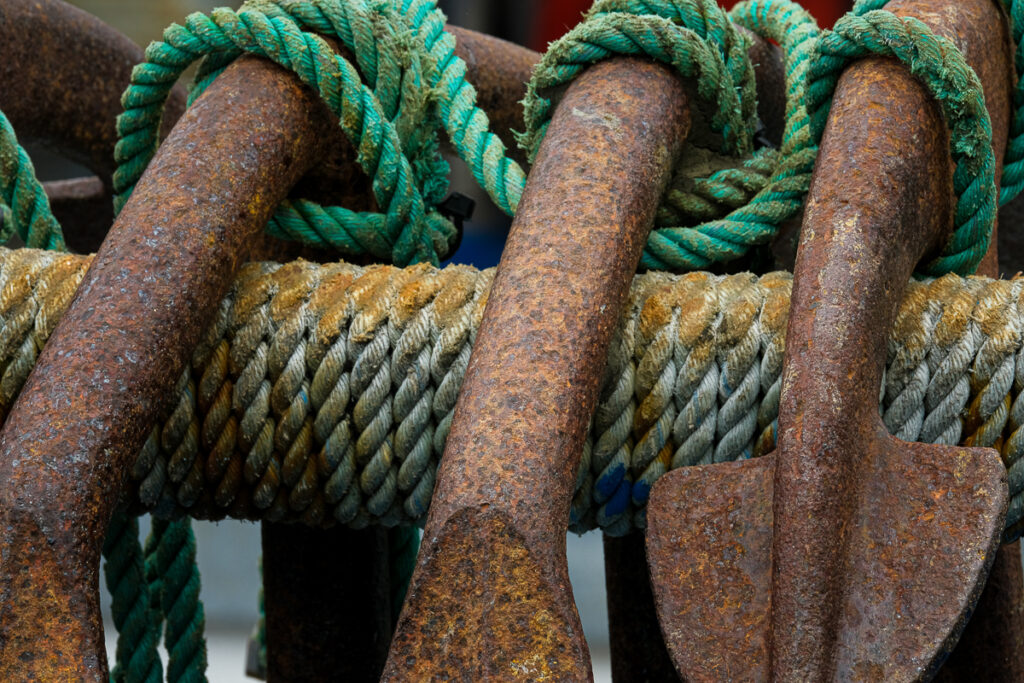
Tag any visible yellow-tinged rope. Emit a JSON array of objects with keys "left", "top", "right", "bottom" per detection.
[{"left": 3, "top": 247, "right": 1024, "bottom": 539}]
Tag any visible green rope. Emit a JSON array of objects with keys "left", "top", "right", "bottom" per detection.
[
  {"left": 650, "top": 0, "right": 822, "bottom": 269},
  {"left": 0, "top": 111, "right": 65, "bottom": 250},
  {"left": 517, "top": 0, "right": 822, "bottom": 270},
  {"left": 520, "top": 1, "right": 759, "bottom": 162},
  {"left": 388, "top": 526, "right": 420, "bottom": 624},
  {"left": 1000, "top": 0, "right": 1024, "bottom": 204},
  {"left": 145, "top": 519, "right": 208, "bottom": 683},
  {"left": 807, "top": 0, "right": 996, "bottom": 276},
  {"left": 115, "top": 0, "right": 471, "bottom": 266},
  {"left": 103, "top": 509, "right": 164, "bottom": 683},
  {"left": 117, "top": 0, "right": 825, "bottom": 272}
]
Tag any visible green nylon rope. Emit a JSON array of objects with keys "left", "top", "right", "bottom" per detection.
[
  {"left": 1000, "top": 0, "right": 1024, "bottom": 204},
  {"left": 144, "top": 519, "right": 208, "bottom": 683},
  {"left": 103, "top": 509, "right": 163, "bottom": 683},
  {"left": 807, "top": 0, "right": 997, "bottom": 276},
  {"left": 115, "top": 0, "right": 824, "bottom": 272},
  {"left": 648, "top": 0, "right": 822, "bottom": 269},
  {"left": 519, "top": 0, "right": 815, "bottom": 271},
  {"left": 114, "top": 0, "right": 482, "bottom": 266}
]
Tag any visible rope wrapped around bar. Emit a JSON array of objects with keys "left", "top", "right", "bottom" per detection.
[{"left": 3, "top": 247, "right": 1024, "bottom": 540}]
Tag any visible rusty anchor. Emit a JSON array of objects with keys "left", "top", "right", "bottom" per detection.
[
  {"left": 647, "top": 0, "right": 1018, "bottom": 680},
  {"left": 4, "top": 0, "right": 1024, "bottom": 680},
  {"left": 382, "top": 55, "right": 691, "bottom": 680}
]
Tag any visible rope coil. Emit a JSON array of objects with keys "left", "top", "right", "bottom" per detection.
[{"left": 5, "top": 246, "right": 1024, "bottom": 541}]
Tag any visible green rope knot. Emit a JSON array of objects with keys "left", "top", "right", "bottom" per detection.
[
  {"left": 115, "top": 0, "right": 470, "bottom": 266},
  {"left": 519, "top": 0, "right": 822, "bottom": 272},
  {"left": 808, "top": 0, "right": 997, "bottom": 276}
]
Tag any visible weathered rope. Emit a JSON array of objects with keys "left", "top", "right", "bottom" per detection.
[
  {"left": 999, "top": 0, "right": 1024, "bottom": 203},
  {"left": 103, "top": 509, "right": 163, "bottom": 683},
  {"left": 5, "top": 247, "right": 1024, "bottom": 540},
  {"left": 115, "top": 0, "right": 464, "bottom": 265}
]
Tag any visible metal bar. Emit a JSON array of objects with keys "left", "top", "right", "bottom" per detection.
[
  {"left": 603, "top": 534, "right": 679, "bottom": 682},
  {"left": 884, "top": 2, "right": 1024, "bottom": 679},
  {"left": 262, "top": 523, "right": 391, "bottom": 682},
  {"left": 598, "top": 32, "right": 787, "bottom": 683},
  {"left": 383, "top": 56, "right": 690, "bottom": 680},
  {"left": 769, "top": 0, "right": 1017, "bottom": 677},
  {"left": 43, "top": 177, "right": 109, "bottom": 245},
  {"left": 0, "top": 14, "right": 549, "bottom": 680},
  {"left": 646, "top": 0, "right": 1015, "bottom": 679}
]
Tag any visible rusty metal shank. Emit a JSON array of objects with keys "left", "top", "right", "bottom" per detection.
[
  {"left": 262, "top": 523, "right": 392, "bottom": 682},
  {"left": 768, "top": 61, "right": 1002, "bottom": 683},
  {"left": 648, "top": 1, "right": 1013, "bottom": 681},
  {"left": 771, "top": 2, "right": 1014, "bottom": 679},
  {"left": 0, "top": 52, "right": 349, "bottom": 679},
  {"left": 382, "top": 56, "right": 690, "bottom": 680}
]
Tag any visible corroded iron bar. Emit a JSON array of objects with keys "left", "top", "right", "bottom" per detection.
[
  {"left": 0, "top": 53, "right": 346, "bottom": 680},
  {"left": 43, "top": 177, "right": 109, "bottom": 245},
  {"left": 384, "top": 56, "right": 690, "bottom": 680},
  {"left": 0, "top": 0, "right": 187, "bottom": 184},
  {"left": 885, "top": 3, "right": 1024, "bottom": 677},
  {"left": 262, "top": 524, "right": 392, "bottom": 682}
]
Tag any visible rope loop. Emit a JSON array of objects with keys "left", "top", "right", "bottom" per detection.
[
  {"left": 807, "top": 2, "right": 996, "bottom": 276},
  {"left": 518, "top": 0, "right": 821, "bottom": 272},
  {"left": 115, "top": 0, "right": 466, "bottom": 266}
]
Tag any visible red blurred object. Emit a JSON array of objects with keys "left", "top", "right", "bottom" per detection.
[{"left": 529, "top": 0, "right": 852, "bottom": 52}]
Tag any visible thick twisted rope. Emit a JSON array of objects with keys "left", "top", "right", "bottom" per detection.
[
  {"left": 144, "top": 519, "right": 208, "bottom": 683},
  {"left": 807, "top": 0, "right": 997, "bottom": 276},
  {"left": 999, "top": 0, "right": 1024, "bottom": 204},
  {"left": 7, "top": 247, "right": 1024, "bottom": 541},
  {"left": 103, "top": 510, "right": 163, "bottom": 683}
]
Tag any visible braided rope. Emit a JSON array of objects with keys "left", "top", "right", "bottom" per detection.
[
  {"left": 115, "top": 0, "right": 458, "bottom": 266},
  {"left": 7, "top": 247, "right": 1024, "bottom": 541},
  {"left": 807, "top": 0, "right": 996, "bottom": 276},
  {"left": 999, "top": 0, "right": 1024, "bottom": 204},
  {"left": 117, "top": 0, "right": 830, "bottom": 273},
  {"left": 103, "top": 510, "right": 164, "bottom": 683}
]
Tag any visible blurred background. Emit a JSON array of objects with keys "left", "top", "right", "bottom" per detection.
[{"left": 44, "top": 1, "right": 852, "bottom": 680}]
